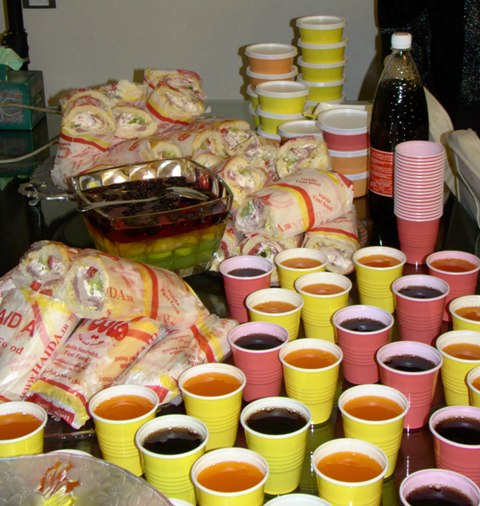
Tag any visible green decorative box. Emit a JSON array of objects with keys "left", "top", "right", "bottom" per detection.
[{"left": 0, "top": 67, "right": 46, "bottom": 130}]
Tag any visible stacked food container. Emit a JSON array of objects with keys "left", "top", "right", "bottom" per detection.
[
  {"left": 244, "top": 43, "right": 303, "bottom": 140},
  {"left": 317, "top": 107, "right": 369, "bottom": 198},
  {"left": 295, "top": 16, "right": 347, "bottom": 110}
]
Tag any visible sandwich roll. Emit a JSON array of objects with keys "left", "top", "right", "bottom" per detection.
[{"left": 112, "top": 105, "right": 158, "bottom": 141}]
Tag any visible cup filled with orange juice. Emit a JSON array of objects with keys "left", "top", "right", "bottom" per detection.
[
  {"left": 338, "top": 383, "right": 409, "bottom": 478},
  {"left": 88, "top": 384, "right": 159, "bottom": 476},
  {"left": 449, "top": 295, "right": 480, "bottom": 332},
  {"left": 436, "top": 330, "right": 480, "bottom": 405},
  {"left": 274, "top": 247, "right": 327, "bottom": 292},
  {"left": 178, "top": 362, "right": 246, "bottom": 450},
  {"left": 294, "top": 271, "right": 352, "bottom": 341},
  {"left": 312, "top": 438, "right": 388, "bottom": 506},
  {"left": 245, "top": 287, "right": 304, "bottom": 341},
  {"left": 279, "top": 338, "right": 342, "bottom": 424},
  {"left": 0, "top": 401, "right": 47, "bottom": 457},
  {"left": 353, "top": 246, "right": 406, "bottom": 313},
  {"left": 191, "top": 446, "right": 268, "bottom": 506},
  {"left": 427, "top": 249, "right": 480, "bottom": 322}
]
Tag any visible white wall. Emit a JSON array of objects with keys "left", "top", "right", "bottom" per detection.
[{"left": 2, "top": 1, "right": 382, "bottom": 105}]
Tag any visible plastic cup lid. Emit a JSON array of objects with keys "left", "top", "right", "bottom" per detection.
[
  {"left": 297, "top": 56, "right": 347, "bottom": 69},
  {"left": 317, "top": 107, "right": 368, "bottom": 134},
  {"left": 246, "top": 65, "right": 298, "bottom": 79},
  {"left": 245, "top": 43, "right": 297, "bottom": 59},
  {"left": 256, "top": 106, "right": 304, "bottom": 120},
  {"left": 296, "top": 15, "right": 346, "bottom": 30},
  {"left": 297, "top": 74, "right": 345, "bottom": 88},
  {"left": 297, "top": 38, "right": 348, "bottom": 49},
  {"left": 255, "top": 80, "right": 309, "bottom": 97}
]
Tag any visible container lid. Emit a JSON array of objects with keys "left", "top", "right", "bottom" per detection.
[
  {"left": 256, "top": 106, "right": 305, "bottom": 120},
  {"left": 246, "top": 65, "right": 298, "bottom": 79},
  {"left": 317, "top": 107, "right": 368, "bottom": 134},
  {"left": 255, "top": 80, "right": 309, "bottom": 98},
  {"left": 278, "top": 119, "right": 323, "bottom": 138},
  {"left": 297, "top": 38, "right": 348, "bottom": 49},
  {"left": 297, "top": 74, "right": 345, "bottom": 88},
  {"left": 297, "top": 56, "right": 347, "bottom": 69},
  {"left": 248, "top": 102, "right": 257, "bottom": 115},
  {"left": 330, "top": 147, "right": 368, "bottom": 157},
  {"left": 296, "top": 15, "right": 346, "bottom": 30},
  {"left": 305, "top": 97, "right": 345, "bottom": 110},
  {"left": 257, "top": 126, "right": 281, "bottom": 141},
  {"left": 391, "top": 32, "right": 412, "bottom": 50},
  {"left": 245, "top": 43, "right": 297, "bottom": 59},
  {"left": 343, "top": 170, "right": 369, "bottom": 181}
]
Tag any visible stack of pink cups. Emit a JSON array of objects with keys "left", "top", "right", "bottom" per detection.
[{"left": 393, "top": 140, "right": 446, "bottom": 265}]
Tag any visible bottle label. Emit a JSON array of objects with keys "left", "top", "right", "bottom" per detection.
[{"left": 369, "top": 147, "right": 393, "bottom": 197}]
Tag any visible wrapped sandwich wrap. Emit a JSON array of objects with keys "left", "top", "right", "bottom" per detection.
[
  {"left": 0, "top": 286, "right": 79, "bottom": 402},
  {"left": 27, "top": 316, "right": 161, "bottom": 428},
  {"left": 16, "top": 241, "right": 80, "bottom": 295},
  {"left": 146, "top": 82, "right": 205, "bottom": 126},
  {"left": 235, "top": 168, "right": 354, "bottom": 240},
  {"left": 60, "top": 249, "right": 209, "bottom": 327},
  {"left": 144, "top": 68, "right": 204, "bottom": 98},
  {"left": 111, "top": 105, "right": 158, "bottom": 142},
  {"left": 52, "top": 91, "right": 117, "bottom": 189},
  {"left": 302, "top": 210, "right": 361, "bottom": 275},
  {"left": 213, "top": 156, "right": 269, "bottom": 207},
  {"left": 116, "top": 314, "right": 236, "bottom": 405},
  {"left": 275, "top": 136, "right": 330, "bottom": 179}
]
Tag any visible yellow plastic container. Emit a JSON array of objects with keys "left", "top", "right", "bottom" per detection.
[
  {"left": 298, "top": 38, "right": 347, "bottom": 63},
  {"left": 298, "top": 74, "right": 344, "bottom": 102},
  {"left": 256, "top": 107, "right": 304, "bottom": 135},
  {"left": 296, "top": 15, "right": 346, "bottom": 44},
  {"left": 255, "top": 80, "right": 309, "bottom": 114},
  {"left": 246, "top": 84, "right": 259, "bottom": 108},
  {"left": 298, "top": 56, "right": 346, "bottom": 82}
]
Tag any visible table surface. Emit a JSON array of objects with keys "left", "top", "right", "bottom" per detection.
[{"left": 0, "top": 101, "right": 479, "bottom": 504}]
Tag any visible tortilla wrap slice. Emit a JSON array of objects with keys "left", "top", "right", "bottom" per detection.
[
  {"left": 112, "top": 105, "right": 158, "bottom": 140},
  {"left": 235, "top": 168, "right": 354, "bottom": 239}
]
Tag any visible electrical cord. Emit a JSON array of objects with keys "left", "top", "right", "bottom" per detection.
[{"left": 0, "top": 101, "right": 61, "bottom": 164}]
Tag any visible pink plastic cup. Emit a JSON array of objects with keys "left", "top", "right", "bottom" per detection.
[
  {"left": 429, "top": 405, "right": 480, "bottom": 486},
  {"left": 392, "top": 274, "right": 449, "bottom": 345},
  {"left": 426, "top": 250, "right": 480, "bottom": 322},
  {"left": 399, "top": 468, "right": 480, "bottom": 506},
  {"left": 396, "top": 217, "right": 441, "bottom": 265},
  {"left": 227, "top": 321, "right": 289, "bottom": 402},
  {"left": 332, "top": 304, "right": 394, "bottom": 385},
  {"left": 376, "top": 340, "right": 443, "bottom": 430},
  {"left": 395, "top": 140, "right": 445, "bottom": 160},
  {"left": 220, "top": 255, "right": 273, "bottom": 323}
]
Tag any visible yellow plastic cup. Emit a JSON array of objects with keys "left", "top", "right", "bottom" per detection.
[
  {"left": 255, "top": 80, "right": 309, "bottom": 115},
  {"left": 467, "top": 366, "right": 480, "bottom": 407},
  {"left": 353, "top": 246, "right": 406, "bottom": 313},
  {"left": 436, "top": 330, "right": 480, "bottom": 405},
  {"left": 135, "top": 414, "right": 208, "bottom": 504},
  {"left": 178, "top": 362, "right": 246, "bottom": 450},
  {"left": 256, "top": 107, "right": 304, "bottom": 135},
  {"left": 279, "top": 338, "right": 342, "bottom": 424},
  {"left": 338, "top": 384, "right": 409, "bottom": 478},
  {"left": 274, "top": 247, "right": 327, "bottom": 292},
  {"left": 191, "top": 447, "right": 268, "bottom": 506},
  {"left": 246, "top": 287, "right": 304, "bottom": 341},
  {"left": 297, "top": 39, "right": 348, "bottom": 64},
  {"left": 88, "top": 384, "right": 159, "bottom": 476},
  {"left": 296, "top": 15, "right": 346, "bottom": 44},
  {"left": 313, "top": 438, "right": 388, "bottom": 506},
  {"left": 240, "top": 396, "right": 312, "bottom": 495},
  {"left": 0, "top": 401, "right": 47, "bottom": 457},
  {"left": 294, "top": 271, "right": 352, "bottom": 342},
  {"left": 450, "top": 295, "right": 480, "bottom": 331}
]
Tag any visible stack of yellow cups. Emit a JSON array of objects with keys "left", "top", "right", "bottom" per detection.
[{"left": 295, "top": 15, "right": 347, "bottom": 108}]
